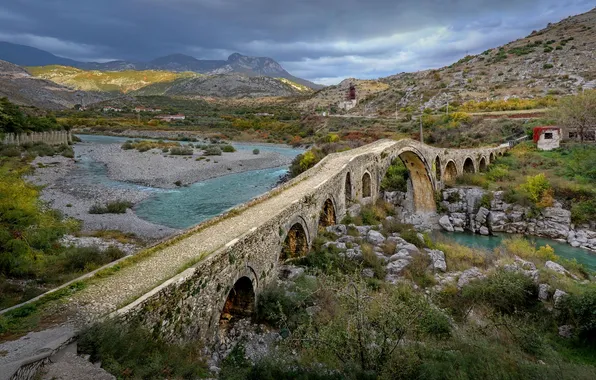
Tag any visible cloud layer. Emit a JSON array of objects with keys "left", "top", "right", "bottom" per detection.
[{"left": 0, "top": 0, "right": 593, "bottom": 84}]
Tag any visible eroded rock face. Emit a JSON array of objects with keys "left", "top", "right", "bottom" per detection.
[
  {"left": 553, "top": 289, "right": 569, "bottom": 308},
  {"left": 367, "top": 230, "right": 386, "bottom": 245}
]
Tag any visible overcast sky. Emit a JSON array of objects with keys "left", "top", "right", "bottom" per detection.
[{"left": 0, "top": 1, "right": 593, "bottom": 84}]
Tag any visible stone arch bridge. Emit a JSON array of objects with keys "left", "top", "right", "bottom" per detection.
[{"left": 101, "top": 139, "right": 507, "bottom": 344}]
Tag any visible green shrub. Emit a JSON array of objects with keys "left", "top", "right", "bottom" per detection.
[
  {"left": 78, "top": 321, "right": 209, "bottom": 379},
  {"left": 571, "top": 200, "right": 596, "bottom": 225},
  {"left": 543, "top": 64, "right": 554, "bottom": 69},
  {"left": 381, "top": 159, "right": 408, "bottom": 192},
  {"left": 221, "top": 144, "right": 236, "bottom": 153},
  {"left": 479, "top": 193, "right": 493, "bottom": 209},
  {"left": 121, "top": 142, "right": 134, "bottom": 150},
  {"left": 88, "top": 200, "right": 132, "bottom": 214},
  {"left": 520, "top": 173, "right": 551, "bottom": 204},
  {"left": 0, "top": 146, "right": 21, "bottom": 157},
  {"left": 204, "top": 146, "right": 222, "bottom": 156},
  {"left": 253, "top": 148, "right": 260, "bottom": 155},
  {"left": 559, "top": 288, "right": 596, "bottom": 343},
  {"left": 169, "top": 146, "right": 193, "bottom": 155},
  {"left": 461, "top": 270, "right": 538, "bottom": 314},
  {"left": 63, "top": 246, "right": 125, "bottom": 271},
  {"left": 486, "top": 165, "right": 512, "bottom": 182}
]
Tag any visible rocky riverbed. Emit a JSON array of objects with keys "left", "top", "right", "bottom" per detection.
[
  {"left": 25, "top": 140, "right": 293, "bottom": 241},
  {"left": 78, "top": 143, "right": 293, "bottom": 189}
]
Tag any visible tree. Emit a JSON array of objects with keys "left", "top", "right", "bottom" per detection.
[{"left": 553, "top": 90, "right": 596, "bottom": 142}]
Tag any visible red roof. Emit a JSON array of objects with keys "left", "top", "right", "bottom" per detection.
[{"left": 533, "top": 126, "right": 560, "bottom": 143}]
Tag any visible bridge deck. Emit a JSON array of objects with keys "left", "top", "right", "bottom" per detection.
[{"left": 64, "top": 140, "right": 397, "bottom": 324}]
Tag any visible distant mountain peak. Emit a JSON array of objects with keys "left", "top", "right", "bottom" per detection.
[{"left": 227, "top": 53, "right": 244, "bottom": 61}]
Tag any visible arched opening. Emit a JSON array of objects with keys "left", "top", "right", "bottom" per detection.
[
  {"left": 479, "top": 157, "right": 487, "bottom": 172},
  {"left": 362, "top": 172, "right": 372, "bottom": 198},
  {"left": 489, "top": 152, "right": 495, "bottom": 163},
  {"left": 318, "top": 198, "right": 336, "bottom": 228},
  {"left": 463, "top": 157, "right": 475, "bottom": 174},
  {"left": 220, "top": 276, "right": 255, "bottom": 327},
  {"left": 345, "top": 173, "right": 352, "bottom": 203},
  {"left": 380, "top": 158, "right": 408, "bottom": 193},
  {"left": 444, "top": 161, "right": 457, "bottom": 184},
  {"left": 281, "top": 223, "right": 308, "bottom": 261},
  {"left": 395, "top": 151, "right": 436, "bottom": 212},
  {"left": 434, "top": 156, "right": 442, "bottom": 182}
]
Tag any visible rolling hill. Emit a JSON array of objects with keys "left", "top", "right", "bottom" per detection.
[
  {"left": 27, "top": 66, "right": 199, "bottom": 93},
  {"left": 0, "top": 60, "right": 107, "bottom": 109}
]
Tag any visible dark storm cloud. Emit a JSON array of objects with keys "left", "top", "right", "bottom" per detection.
[{"left": 0, "top": 0, "right": 593, "bottom": 83}]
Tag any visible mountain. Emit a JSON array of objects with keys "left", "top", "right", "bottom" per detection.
[
  {"left": 132, "top": 73, "right": 311, "bottom": 98},
  {"left": 304, "top": 7, "right": 596, "bottom": 115},
  {"left": 0, "top": 60, "right": 108, "bottom": 109},
  {"left": 0, "top": 42, "right": 322, "bottom": 89},
  {"left": 0, "top": 41, "right": 80, "bottom": 67}
]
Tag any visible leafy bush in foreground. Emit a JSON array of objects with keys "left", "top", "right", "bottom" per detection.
[{"left": 78, "top": 321, "right": 209, "bottom": 379}]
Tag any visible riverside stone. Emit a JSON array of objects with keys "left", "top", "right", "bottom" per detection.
[{"left": 439, "top": 215, "right": 454, "bottom": 232}]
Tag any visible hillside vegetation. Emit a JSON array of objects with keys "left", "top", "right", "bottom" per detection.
[
  {"left": 27, "top": 66, "right": 199, "bottom": 93},
  {"left": 305, "top": 7, "right": 596, "bottom": 116}
]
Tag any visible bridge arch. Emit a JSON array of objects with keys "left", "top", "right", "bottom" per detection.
[
  {"left": 219, "top": 276, "right": 255, "bottom": 328},
  {"left": 463, "top": 157, "right": 475, "bottom": 173},
  {"left": 318, "top": 197, "right": 337, "bottom": 228},
  {"left": 362, "top": 171, "right": 372, "bottom": 198},
  {"left": 444, "top": 160, "right": 457, "bottom": 183},
  {"left": 345, "top": 172, "right": 352, "bottom": 204},
  {"left": 388, "top": 148, "right": 436, "bottom": 212},
  {"left": 280, "top": 217, "right": 310, "bottom": 261},
  {"left": 489, "top": 152, "right": 495, "bottom": 163},
  {"left": 434, "top": 155, "right": 442, "bottom": 182},
  {"left": 478, "top": 157, "right": 487, "bottom": 172}
]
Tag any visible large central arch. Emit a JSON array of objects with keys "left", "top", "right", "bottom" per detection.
[{"left": 394, "top": 149, "right": 436, "bottom": 213}]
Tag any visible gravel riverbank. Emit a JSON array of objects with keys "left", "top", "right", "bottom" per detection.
[
  {"left": 25, "top": 141, "right": 294, "bottom": 241},
  {"left": 78, "top": 142, "right": 293, "bottom": 188}
]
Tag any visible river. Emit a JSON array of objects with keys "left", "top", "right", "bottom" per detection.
[
  {"left": 75, "top": 134, "right": 303, "bottom": 229},
  {"left": 74, "top": 134, "right": 595, "bottom": 270}
]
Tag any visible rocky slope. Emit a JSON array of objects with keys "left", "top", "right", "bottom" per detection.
[
  {"left": 132, "top": 73, "right": 311, "bottom": 98},
  {"left": 0, "top": 60, "right": 107, "bottom": 109},
  {"left": 304, "top": 7, "right": 596, "bottom": 115}
]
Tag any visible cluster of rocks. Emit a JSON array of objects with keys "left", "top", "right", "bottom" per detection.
[
  {"left": 437, "top": 188, "right": 596, "bottom": 251},
  {"left": 324, "top": 221, "right": 447, "bottom": 284}
]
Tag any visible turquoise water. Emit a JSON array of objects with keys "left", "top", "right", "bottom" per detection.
[
  {"left": 134, "top": 167, "right": 289, "bottom": 228},
  {"left": 75, "top": 134, "right": 302, "bottom": 229},
  {"left": 437, "top": 231, "right": 596, "bottom": 271}
]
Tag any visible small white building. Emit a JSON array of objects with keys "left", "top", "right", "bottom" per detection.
[{"left": 534, "top": 126, "right": 561, "bottom": 151}]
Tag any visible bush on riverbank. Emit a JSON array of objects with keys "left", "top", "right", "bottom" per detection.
[
  {"left": 89, "top": 200, "right": 132, "bottom": 214},
  {"left": 169, "top": 146, "right": 193, "bottom": 155},
  {"left": 204, "top": 146, "right": 222, "bottom": 156}
]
